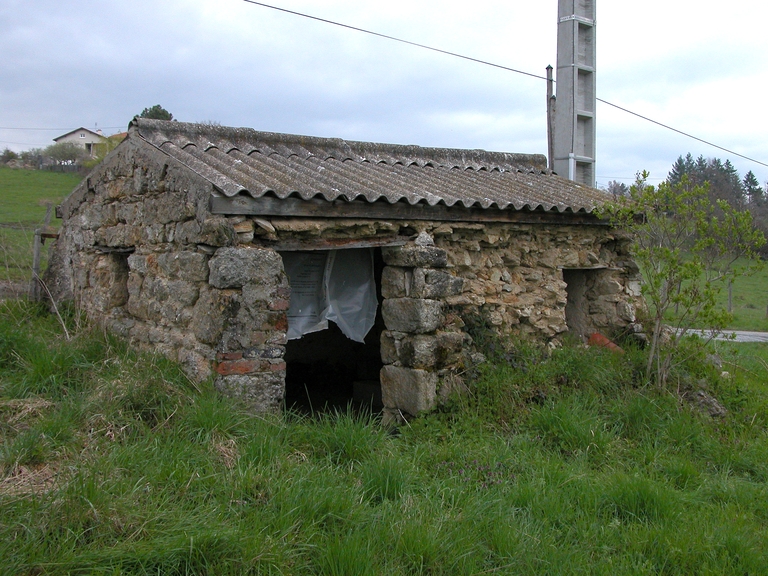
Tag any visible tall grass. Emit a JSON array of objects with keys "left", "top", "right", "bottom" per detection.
[{"left": 2, "top": 299, "right": 768, "bottom": 574}]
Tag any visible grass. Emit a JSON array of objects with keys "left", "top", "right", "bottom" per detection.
[
  {"left": 715, "top": 265, "right": 768, "bottom": 331},
  {"left": 2, "top": 300, "right": 768, "bottom": 574},
  {"left": 646, "top": 256, "right": 768, "bottom": 332},
  {"left": 0, "top": 167, "right": 82, "bottom": 283}
]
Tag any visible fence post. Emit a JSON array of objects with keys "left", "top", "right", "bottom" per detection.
[
  {"left": 28, "top": 203, "right": 53, "bottom": 301},
  {"left": 728, "top": 279, "right": 733, "bottom": 314}
]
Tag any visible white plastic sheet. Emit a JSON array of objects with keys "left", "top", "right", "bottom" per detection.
[{"left": 281, "top": 249, "right": 377, "bottom": 343}]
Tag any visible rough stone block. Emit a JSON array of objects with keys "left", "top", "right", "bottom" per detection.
[
  {"left": 617, "top": 301, "right": 635, "bottom": 322},
  {"left": 191, "top": 287, "right": 237, "bottom": 345},
  {"left": 157, "top": 251, "right": 209, "bottom": 282},
  {"left": 399, "top": 335, "right": 438, "bottom": 369},
  {"left": 380, "top": 331, "right": 400, "bottom": 365},
  {"left": 241, "top": 280, "right": 289, "bottom": 308},
  {"left": 214, "top": 373, "right": 284, "bottom": 412},
  {"left": 626, "top": 280, "right": 643, "bottom": 297},
  {"left": 199, "top": 217, "right": 236, "bottom": 247},
  {"left": 381, "top": 266, "right": 408, "bottom": 298},
  {"left": 436, "top": 331, "right": 465, "bottom": 366},
  {"left": 595, "top": 277, "right": 623, "bottom": 295},
  {"left": 382, "top": 298, "right": 442, "bottom": 333},
  {"left": 209, "top": 247, "right": 284, "bottom": 289},
  {"left": 382, "top": 245, "right": 448, "bottom": 268},
  {"left": 412, "top": 269, "right": 464, "bottom": 299},
  {"left": 175, "top": 220, "right": 201, "bottom": 244},
  {"left": 380, "top": 365, "right": 437, "bottom": 415},
  {"left": 103, "top": 224, "right": 141, "bottom": 247}
]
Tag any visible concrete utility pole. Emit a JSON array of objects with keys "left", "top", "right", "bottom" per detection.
[{"left": 553, "top": 0, "right": 596, "bottom": 187}]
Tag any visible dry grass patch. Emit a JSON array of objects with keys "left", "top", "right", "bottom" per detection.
[
  {"left": 0, "top": 397, "right": 55, "bottom": 428},
  {"left": 0, "top": 462, "right": 63, "bottom": 496}
]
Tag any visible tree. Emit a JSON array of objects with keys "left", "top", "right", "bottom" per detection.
[
  {"left": 667, "top": 153, "right": 747, "bottom": 209},
  {"left": 743, "top": 170, "right": 764, "bottom": 206},
  {"left": 604, "top": 180, "right": 629, "bottom": 199},
  {"left": 44, "top": 142, "right": 87, "bottom": 165},
  {"left": 19, "top": 148, "right": 44, "bottom": 168},
  {"left": 0, "top": 147, "right": 19, "bottom": 164},
  {"left": 138, "top": 105, "right": 173, "bottom": 121},
  {"left": 667, "top": 154, "right": 694, "bottom": 186},
  {"left": 601, "top": 172, "right": 765, "bottom": 386}
]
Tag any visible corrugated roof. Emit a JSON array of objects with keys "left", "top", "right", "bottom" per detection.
[{"left": 130, "top": 118, "right": 610, "bottom": 214}]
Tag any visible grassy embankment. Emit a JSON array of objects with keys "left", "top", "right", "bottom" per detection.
[
  {"left": 0, "top": 167, "right": 82, "bottom": 284},
  {"left": 2, "top": 301, "right": 768, "bottom": 574}
]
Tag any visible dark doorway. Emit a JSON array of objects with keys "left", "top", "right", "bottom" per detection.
[
  {"left": 563, "top": 268, "right": 592, "bottom": 340},
  {"left": 284, "top": 248, "right": 385, "bottom": 414}
]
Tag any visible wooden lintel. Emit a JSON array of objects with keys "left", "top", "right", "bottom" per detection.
[
  {"left": 94, "top": 246, "right": 135, "bottom": 254},
  {"left": 266, "top": 236, "right": 408, "bottom": 252},
  {"left": 210, "top": 195, "right": 608, "bottom": 226}
]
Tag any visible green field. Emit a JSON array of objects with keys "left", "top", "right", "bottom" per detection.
[
  {"left": 717, "top": 267, "right": 768, "bottom": 331},
  {"left": 1, "top": 301, "right": 768, "bottom": 574},
  {"left": 0, "top": 167, "right": 82, "bottom": 283}
]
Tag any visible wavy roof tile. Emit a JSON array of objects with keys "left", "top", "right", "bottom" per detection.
[{"left": 130, "top": 118, "right": 609, "bottom": 214}]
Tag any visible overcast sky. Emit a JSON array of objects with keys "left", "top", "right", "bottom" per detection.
[{"left": 2, "top": 0, "right": 767, "bottom": 188}]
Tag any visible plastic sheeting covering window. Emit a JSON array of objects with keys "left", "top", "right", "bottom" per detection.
[{"left": 280, "top": 248, "right": 377, "bottom": 343}]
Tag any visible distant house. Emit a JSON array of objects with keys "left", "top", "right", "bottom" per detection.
[
  {"left": 53, "top": 127, "right": 107, "bottom": 156},
  {"left": 46, "top": 119, "right": 644, "bottom": 421}
]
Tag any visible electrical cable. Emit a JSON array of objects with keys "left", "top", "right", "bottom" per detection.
[
  {"left": 597, "top": 99, "right": 768, "bottom": 169},
  {"left": 0, "top": 126, "right": 124, "bottom": 131},
  {"left": 241, "top": 0, "right": 548, "bottom": 82},
  {"left": 242, "top": 0, "right": 768, "bottom": 171}
]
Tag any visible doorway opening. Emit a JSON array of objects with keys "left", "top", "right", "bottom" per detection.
[
  {"left": 283, "top": 248, "right": 385, "bottom": 414},
  {"left": 562, "top": 267, "right": 596, "bottom": 341}
]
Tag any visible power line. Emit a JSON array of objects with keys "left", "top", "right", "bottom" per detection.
[
  {"left": 242, "top": 0, "right": 768, "bottom": 171},
  {"left": 597, "top": 99, "right": 768, "bottom": 169},
  {"left": 0, "top": 126, "right": 124, "bottom": 131},
  {"left": 241, "top": 0, "right": 548, "bottom": 82},
  {"left": 0, "top": 140, "right": 40, "bottom": 146}
]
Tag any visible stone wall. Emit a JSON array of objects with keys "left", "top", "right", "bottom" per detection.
[
  {"left": 48, "top": 143, "right": 295, "bottom": 411},
  {"left": 47, "top": 142, "right": 643, "bottom": 417}
]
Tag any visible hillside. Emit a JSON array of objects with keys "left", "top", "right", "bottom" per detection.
[
  {"left": 2, "top": 300, "right": 768, "bottom": 574},
  {"left": 0, "top": 167, "right": 82, "bottom": 293}
]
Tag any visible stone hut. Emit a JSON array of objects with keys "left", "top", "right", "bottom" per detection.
[{"left": 46, "top": 119, "right": 642, "bottom": 421}]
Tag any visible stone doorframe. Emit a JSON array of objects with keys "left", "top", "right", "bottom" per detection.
[
  {"left": 378, "top": 242, "right": 466, "bottom": 422},
  {"left": 206, "top": 240, "right": 466, "bottom": 419}
]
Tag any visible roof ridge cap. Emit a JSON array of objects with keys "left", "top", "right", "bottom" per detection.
[{"left": 129, "top": 119, "right": 547, "bottom": 170}]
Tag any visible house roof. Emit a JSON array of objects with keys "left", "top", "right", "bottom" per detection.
[
  {"left": 53, "top": 127, "right": 106, "bottom": 142},
  {"left": 129, "top": 118, "right": 610, "bottom": 214}
]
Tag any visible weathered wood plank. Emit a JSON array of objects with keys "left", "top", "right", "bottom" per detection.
[
  {"left": 265, "top": 237, "right": 408, "bottom": 252},
  {"left": 209, "top": 195, "right": 608, "bottom": 226}
]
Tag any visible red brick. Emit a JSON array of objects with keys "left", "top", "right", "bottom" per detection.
[
  {"left": 215, "top": 358, "right": 258, "bottom": 375},
  {"left": 274, "top": 314, "right": 288, "bottom": 331}
]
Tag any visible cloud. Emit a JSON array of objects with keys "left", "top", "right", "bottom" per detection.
[{"left": 1, "top": 0, "right": 766, "bottom": 185}]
